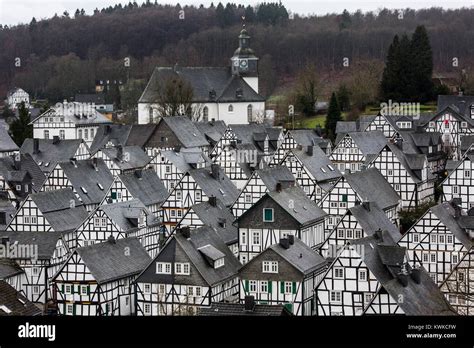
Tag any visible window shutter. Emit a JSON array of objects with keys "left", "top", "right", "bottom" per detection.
[
  {"left": 73, "top": 305, "right": 76, "bottom": 316},
  {"left": 280, "top": 281, "right": 284, "bottom": 294},
  {"left": 61, "top": 284, "right": 64, "bottom": 293},
  {"left": 292, "top": 282, "right": 296, "bottom": 294},
  {"left": 342, "top": 194, "right": 348, "bottom": 202},
  {"left": 244, "top": 280, "right": 249, "bottom": 292},
  {"left": 268, "top": 281, "right": 272, "bottom": 293},
  {"left": 87, "top": 285, "right": 90, "bottom": 295},
  {"left": 71, "top": 285, "right": 75, "bottom": 294}
]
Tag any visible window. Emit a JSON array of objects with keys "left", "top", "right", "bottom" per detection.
[
  {"left": 252, "top": 231, "right": 260, "bottom": 245},
  {"left": 32, "top": 267, "right": 40, "bottom": 276},
  {"left": 263, "top": 208, "right": 274, "bottom": 222},
  {"left": 430, "top": 234, "right": 437, "bottom": 244},
  {"left": 358, "top": 269, "right": 367, "bottom": 281},
  {"left": 214, "top": 258, "right": 224, "bottom": 269},
  {"left": 244, "top": 193, "right": 252, "bottom": 203},
  {"left": 175, "top": 262, "right": 190, "bottom": 275},
  {"left": 262, "top": 261, "right": 278, "bottom": 273},
  {"left": 16, "top": 185, "right": 22, "bottom": 191},
  {"left": 346, "top": 229, "right": 353, "bottom": 239},
  {"left": 78, "top": 129, "right": 82, "bottom": 139},
  {"left": 388, "top": 169, "right": 393, "bottom": 176},
  {"left": 241, "top": 231, "right": 247, "bottom": 245},
  {"left": 32, "top": 286, "right": 40, "bottom": 294},
  {"left": 80, "top": 285, "right": 88, "bottom": 295},
  {"left": 461, "top": 121, "right": 468, "bottom": 128},
  {"left": 249, "top": 280, "right": 257, "bottom": 292},
  {"left": 170, "top": 210, "right": 176, "bottom": 218},
  {"left": 355, "top": 230, "right": 362, "bottom": 239},
  {"left": 334, "top": 267, "right": 344, "bottom": 279},
  {"left": 64, "top": 284, "right": 72, "bottom": 295},
  {"left": 247, "top": 105, "right": 253, "bottom": 122},
  {"left": 430, "top": 253, "right": 437, "bottom": 263},
  {"left": 158, "top": 284, "right": 165, "bottom": 294},
  {"left": 330, "top": 291, "right": 342, "bottom": 303},
  {"left": 260, "top": 281, "right": 268, "bottom": 293},
  {"left": 144, "top": 284, "right": 151, "bottom": 294},
  {"left": 202, "top": 106, "right": 209, "bottom": 122},
  {"left": 284, "top": 281, "right": 292, "bottom": 295},
  {"left": 453, "top": 186, "right": 459, "bottom": 194},
  {"left": 188, "top": 286, "right": 194, "bottom": 296},
  {"left": 176, "top": 190, "right": 182, "bottom": 201},
  {"left": 228, "top": 104, "right": 234, "bottom": 112},
  {"left": 44, "top": 130, "right": 49, "bottom": 139},
  {"left": 452, "top": 254, "right": 459, "bottom": 264},
  {"left": 156, "top": 262, "right": 172, "bottom": 274},
  {"left": 438, "top": 235, "right": 445, "bottom": 244},
  {"left": 297, "top": 170, "right": 302, "bottom": 178},
  {"left": 94, "top": 217, "right": 107, "bottom": 228},
  {"left": 464, "top": 170, "right": 471, "bottom": 178},
  {"left": 337, "top": 229, "right": 344, "bottom": 238},
  {"left": 66, "top": 304, "right": 74, "bottom": 315},
  {"left": 91, "top": 128, "right": 95, "bottom": 139},
  {"left": 195, "top": 191, "right": 201, "bottom": 201},
  {"left": 413, "top": 233, "right": 420, "bottom": 243},
  {"left": 144, "top": 303, "right": 151, "bottom": 314},
  {"left": 458, "top": 272, "right": 465, "bottom": 283},
  {"left": 165, "top": 165, "right": 171, "bottom": 174},
  {"left": 59, "top": 130, "right": 65, "bottom": 140},
  {"left": 447, "top": 235, "right": 454, "bottom": 244},
  {"left": 177, "top": 210, "right": 183, "bottom": 218}
]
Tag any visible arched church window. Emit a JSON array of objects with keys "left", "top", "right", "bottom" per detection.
[
  {"left": 247, "top": 104, "right": 253, "bottom": 122},
  {"left": 228, "top": 105, "right": 234, "bottom": 112},
  {"left": 203, "top": 106, "right": 209, "bottom": 122}
]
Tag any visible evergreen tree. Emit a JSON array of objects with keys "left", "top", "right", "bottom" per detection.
[
  {"left": 336, "top": 84, "right": 351, "bottom": 112},
  {"left": 339, "top": 9, "right": 352, "bottom": 30},
  {"left": 9, "top": 102, "right": 32, "bottom": 147},
  {"left": 381, "top": 35, "right": 401, "bottom": 101},
  {"left": 398, "top": 34, "right": 416, "bottom": 101},
  {"left": 411, "top": 25, "right": 434, "bottom": 102},
  {"left": 325, "top": 93, "right": 342, "bottom": 142}
]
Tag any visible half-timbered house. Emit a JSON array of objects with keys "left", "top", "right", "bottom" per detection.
[
  {"left": 198, "top": 295, "right": 292, "bottom": 316},
  {"left": 161, "top": 164, "right": 239, "bottom": 233},
  {"left": 232, "top": 165, "right": 295, "bottom": 218},
  {"left": 280, "top": 145, "right": 341, "bottom": 202},
  {"left": 53, "top": 237, "right": 151, "bottom": 316},
  {"left": 104, "top": 168, "right": 168, "bottom": 217},
  {"left": 135, "top": 226, "right": 240, "bottom": 316},
  {"left": 93, "top": 145, "right": 151, "bottom": 177},
  {"left": 442, "top": 153, "right": 474, "bottom": 211},
  {"left": 329, "top": 131, "right": 387, "bottom": 174},
  {"left": 0, "top": 128, "right": 19, "bottom": 159},
  {"left": 237, "top": 185, "right": 327, "bottom": 263},
  {"left": 21, "top": 138, "right": 91, "bottom": 175},
  {"left": 319, "top": 167, "right": 400, "bottom": 235},
  {"left": 40, "top": 158, "right": 113, "bottom": 212},
  {"left": 398, "top": 201, "right": 473, "bottom": 285},
  {"left": 239, "top": 236, "right": 327, "bottom": 315}
]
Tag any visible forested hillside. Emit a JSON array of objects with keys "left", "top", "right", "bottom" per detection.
[{"left": 0, "top": 2, "right": 473, "bottom": 102}]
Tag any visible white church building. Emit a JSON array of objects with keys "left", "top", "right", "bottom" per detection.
[{"left": 138, "top": 28, "right": 266, "bottom": 125}]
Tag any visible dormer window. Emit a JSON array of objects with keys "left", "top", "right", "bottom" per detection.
[
  {"left": 214, "top": 257, "right": 225, "bottom": 269},
  {"left": 228, "top": 104, "right": 234, "bottom": 113},
  {"left": 396, "top": 121, "right": 412, "bottom": 129},
  {"left": 461, "top": 121, "right": 468, "bottom": 128},
  {"left": 139, "top": 211, "right": 146, "bottom": 227}
]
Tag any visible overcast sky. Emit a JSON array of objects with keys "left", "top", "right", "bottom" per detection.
[{"left": 0, "top": 0, "right": 472, "bottom": 26}]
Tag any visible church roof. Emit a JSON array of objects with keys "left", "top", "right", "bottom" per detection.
[{"left": 139, "top": 67, "right": 264, "bottom": 104}]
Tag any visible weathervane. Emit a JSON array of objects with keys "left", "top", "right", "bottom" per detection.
[{"left": 242, "top": 15, "right": 246, "bottom": 28}]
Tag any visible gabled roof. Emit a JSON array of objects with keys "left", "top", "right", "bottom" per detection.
[
  {"left": 89, "top": 124, "right": 132, "bottom": 155},
  {"left": 126, "top": 124, "right": 158, "bottom": 148},
  {"left": 30, "top": 102, "right": 112, "bottom": 126},
  {"left": 118, "top": 169, "right": 168, "bottom": 206},
  {"left": 101, "top": 146, "right": 151, "bottom": 171},
  {"left": 189, "top": 166, "right": 239, "bottom": 207},
  {"left": 348, "top": 202, "right": 401, "bottom": 242},
  {"left": 346, "top": 131, "right": 387, "bottom": 156},
  {"left": 0, "top": 154, "right": 46, "bottom": 193},
  {"left": 430, "top": 202, "right": 473, "bottom": 250},
  {"left": 0, "top": 231, "right": 63, "bottom": 260},
  {"left": 0, "top": 128, "right": 19, "bottom": 153},
  {"left": 387, "top": 143, "right": 435, "bottom": 183},
  {"left": 21, "top": 138, "right": 88, "bottom": 173},
  {"left": 75, "top": 237, "right": 151, "bottom": 284},
  {"left": 0, "top": 259, "right": 23, "bottom": 279},
  {"left": 194, "top": 120, "right": 227, "bottom": 144},
  {"left": 292, "top": 145, "right": 341, "bottom": 183},
  {"left": 0, "top": 281, "right": 42, "bottom": 316},
  {"left": 160, "top": 147, "right": 211, "bottom": 173},
  {"left": 160, "top": 116, "right": 209, "bottom": 148},
  {"left": 100, "top": 199, "right": 160, "bottom": 232},
  {"left": 268, "top": 238, "right": 327, "bottom": 275},
  {"left": 139, "top": 67, "right": 264, "bottom": 104},
  {"left": 75, "top": 93, "right": 106, "bottom": 105},
  {"left": 189, "top": 199, "right": 237, "bottom": 245},
  {"left": 256, "top": 165, "right": 295, "bottom": 191},
  {"left": 199, "top": 302, "right": 291, "bottom": 316},
  {"left": 287, "top": 129, "right": 330, "bottom": 151},
  {"left": 267, "top": 186, "right": 327, "bottom": 225},
  {"left": 59, "top": 158, "right": 114, "bottom": 206},
  {"left": 344, "top": 168, "right": 400, "bottom": 210},
  {"left": 437, "top": 94, "right": 474, "bottom": 119}
]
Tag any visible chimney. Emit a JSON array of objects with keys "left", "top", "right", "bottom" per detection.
[
  {"left": 53, "top": 136, "right": 60, "bottom": 144},
  {"left": 107, "top": 235, "right": 116, "bottom": 244},
  {"left": 117, "top": 145, "right": 123, "bottom": 160},
  {"left": 0, "top": 212, "right": 6, "bottom": 226},
  {"left": 362, "top": 201, "right": 370, "bottom": 211},
  {"left": 306, "top": 146, "right": 314, "bottom": 156},
  {"left": 134, "top": 170, "right": 143, "bottom": 179},
  {"left": 92, "top": 157, "right": 98, "bottom": 171},
  {"left": 396, "top": 273, "right": 408, "bottom": 287},
  {"left": 12, "top": 155, "right": 21, "bottom": 171},
  {"left": 395, "top": 137, "right": 403, "bottom": 148},
  {"left": 211, "top": 164, "right": 220, "bottom": 180},
  {"left": 451, "top": 198, "right": 462, "bottom": 218},
  {"left": 244, "top": 295, "right": 256, "bottom": 312},
  {"left": 180, "top": 226, "right": 191, "bottom": 239},
  {"left": 275, "top": 182, "right": 282, "bottom": 192},
  {"left": 209, "top": 196, "right": 217, "bottom": 207},
  {"left": 279, "top": 238, "right": 290, "bottom": 249},
  {"left": 410, "top": 268, "right": 421, "bottom": 284},
  {"left": 103, "top": 125, "right": 111, "bottom": 135},
  {"left": 288, "top": 235, "right": 295, "bottom": 245},
  {"left": 173, "top": 145, "right": 181, "bottom": 153},
  {"left": 218, "top": 218, "right": 226, "bottom": 228},
  {"left": 70, "top": 158, "right": 77, "bottom": 168},
  {"left": 33, "top": 138, "right": 40, "bottom": 154},
  {"left": 373, "top": 228, "right": 383, "bottom": 241},
  {"left": 211, "top": 118, "right": 215, "bottom": 125}
]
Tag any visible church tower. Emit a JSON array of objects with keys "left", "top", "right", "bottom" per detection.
[{"left": 231, "top": 27, "right": 259, "bottom": 93}]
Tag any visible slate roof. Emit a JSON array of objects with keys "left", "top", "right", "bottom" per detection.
[
  {"left": 460, "top": 135, "right": 474, "bottom": 155},
  {"left": 89, "top": 124, "right": 132, "bottom": 155},
  {"left": 292, "top": 145, "right": 341, "bottom": 183},
  {"left": 269, "top": 238, "right": 327, "bottom": 275},
  {"left": 30, "top": 188, "right": 82, "bottom": 213},
  {"left": 21, "top": 138, "right": 88, "bottom": 173},
  {"left": 256, "top": 165, "right": 295, "bottom": 191},
  {"left": 199, "top": 302, "right": 291, "bottom": 316},
  {"left": 267, "top": 186, "right": 327, "bottom": 225},
  {"left": 350, "top": 235, "right": 456, "bottom": 316},
  {"left": 74, "top": 237, "right": 151, "bottom": 284},
  {"left": 0, "top": 197, "right": 16, "bottom": 230},
  {"left": 348, "top": 202, "right": 401, "bottom": 242},
  {"left": 126, "top": 125, "right": 158, "bottom": 148},
  {"left": 0, "top": 231, "right": 63, "bottom": 260},
  {"left": 59, "top": 158, "right": 114, "bottom": 206},
  {"left": 139, "top": 67, "right": 264, "bottom": 104},
  {"left": 118, "top": 169, "right": 168, "bottom": 206},
  {"left": 0, "top": 259, "right": 23, "bottom": 279},
  {"left": 136, "top": 226, "right": 241, "bottom": 286},
  {"left": 189, "top": 199, "right": 237, "bottom": 245},
  {"left": 344, "top": 167, "right": 400, "bottom": 210},
  {"left": 387, "top": 143, "right": 435, "bottom": 183},
  {"left": 189, "top": 166, "right": 239, "bottom": 207},
  {"left": 75, "top": 93, "right": 106, "bottom": 105},
  {"left": 0, "top": 128, "right": 19, "bottom": 153},
  {"left": 30, "top": 102, "right": 112, "bottom": 126},
  {"left": 0, "top": 154, "right": 46, "bottom": 194},
  {"left": 100, "top": 199, "right": 160, "bottom": 232},
  {"left": 0, "top": 281, "right": 42, "bottom": 316},
  {"left": 101, "top": 146, "right": 151, "bottom": 171},
  {"left": 162, "top": 116, "right": 209, "bottom": 148},
  {"left": 288, "top": 129, "right": 330, "bottom": 152},
  {"left": 346, "top": 131, "right": 387, "bottom": 157},
  {"left": 437, "top": 95, "right": 474, "bottom": 119},
  {"left": 160, "top": 147, "right": 211, "bottom": 173},
  {"left": 430, "top": 202, "right": 473, "bottom": 250},
  {"left": 194, "top": 120, "right": 227, "bottom": 145}
]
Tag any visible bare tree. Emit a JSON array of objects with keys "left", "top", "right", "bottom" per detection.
[{"left": 154, "top": 76, "right": 195, "bottom": 118}]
